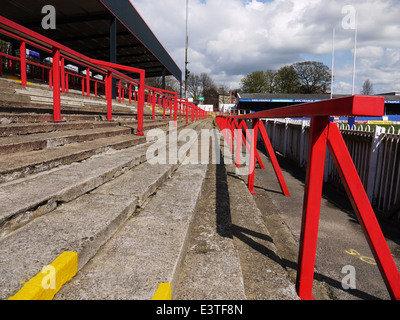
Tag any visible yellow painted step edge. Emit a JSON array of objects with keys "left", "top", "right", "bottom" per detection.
[
  {"left": 152, "top": 283, "right": 172, "bottom": 300},
  {"left": 9, "top": 251, "right": 78, "bottom": 300}
]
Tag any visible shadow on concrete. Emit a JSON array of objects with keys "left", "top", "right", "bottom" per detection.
[
  {"left": 215, "top": 149, "right": 383, "bottom": 300},
  {"left": 257, "top": 145, "right": 400, "bottom": 249}
]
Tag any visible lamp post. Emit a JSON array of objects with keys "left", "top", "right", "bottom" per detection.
[{"left": 185, "top": 0, "right": 189, "bottom": 99}]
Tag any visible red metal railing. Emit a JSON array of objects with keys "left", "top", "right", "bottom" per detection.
[
  {"left": 216, "top": 95, "right": 400, "bottom": 300},
  {"left": 0, "top": 15, "right": 208, "bottom": 135}
]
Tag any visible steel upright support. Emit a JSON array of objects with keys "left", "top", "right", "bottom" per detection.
[
  {"left": 19, "top": 41, "right": 27, "bottom": 87},
  {"left": 296, "top": 116, "right": 330, "bottom": 299},
  {"left": 106, "top": 71, "right": 113, "bottom": 121},
  {"left": 136, "top": 70, "right": 145, "bottom": 136},
  {"left": 52, "top": 47, "right": 61, "bottom": 122},
  {"left": 248, "top": 119, "right": 260, "bottom": 195},
  {"left": 327, "top": 122, "right": 400, "bottom": 300},
  {"left": 60, "top": 57, "right": 65, "bottom": 93}
]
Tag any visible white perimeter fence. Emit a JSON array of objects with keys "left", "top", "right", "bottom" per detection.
[{"left": 254, "top": 119, "right": 400, "bottom": 220}]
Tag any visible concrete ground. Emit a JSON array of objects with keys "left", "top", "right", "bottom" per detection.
[{"left": 252, "top": 147, "right": 400, "bottom": 300}]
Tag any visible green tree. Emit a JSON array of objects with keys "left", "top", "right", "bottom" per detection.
[
  {"left": 274, "top": 65, "right": 300, "bottom": 93},
  {"left": 240, "top": 70, "right": 268, "bottom": 93},
  {"left": 292, "top": 61, "right": 331, "bottom": 94}
]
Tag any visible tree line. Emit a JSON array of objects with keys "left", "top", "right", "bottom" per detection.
[{"left": 240, "top": 61, "right": 332, "bottom": 94}]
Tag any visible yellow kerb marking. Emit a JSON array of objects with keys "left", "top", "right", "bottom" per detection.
[
  {"left": 152, "top": 283, "right": 171, "bottom": 300},
  {"left": 9, "top": 251, "right": 78, "bottom": 300}
]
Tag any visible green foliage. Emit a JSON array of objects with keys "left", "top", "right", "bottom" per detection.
[{"left": 240, "top": 61, "right": 332, "bottom": 94}]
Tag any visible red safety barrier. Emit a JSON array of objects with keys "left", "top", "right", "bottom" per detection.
[
  {"left": 0, "top": 16, "right": 149, "bottom": 133},
  {"left": 216, "top": 95, "right": 400, "bottom": 300}
]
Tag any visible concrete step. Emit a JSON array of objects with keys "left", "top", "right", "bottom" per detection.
[
  {"left": 0, "top": 126, "right": 132, "bottom": 154},
  {"left": 54, "top": 123, "right": 210, "bottom": 300},
  {"left": 0, "top": 120, "right": 199, "bottom": 237},
  {"left": 174, "top": 137, "right": 299, "bottom": 300},
  {"left": 0, "top": 119, "right": 188, "bottom": 182},
  {"left": 0, "top": 120, "right": 207, "bottom": 300}
]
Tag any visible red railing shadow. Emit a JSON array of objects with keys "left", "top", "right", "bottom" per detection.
[{"left": 216, "top": 95, "right": 400, "bottom": 300}]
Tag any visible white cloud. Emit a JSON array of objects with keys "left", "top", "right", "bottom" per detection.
[{"left": 130, "top": 0, "right": 400, "bottom": 93}]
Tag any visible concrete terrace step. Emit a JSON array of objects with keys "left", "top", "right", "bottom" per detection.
[
  {"left": 56, "top": 162, "right": 208, "bottom": 300},
  {"left": 0, "top": 119, "right": 200, "bottom": 238},
  {"left": 0, "top": 119, "right": 188, "bottom": 183},
  {"left": 0, "top": 120, "right": 206, "bottom": 300},
  {"left": 173, "top": 140, "right": 298, "bottom": 300},
  {"left": 0, "top": 126, "right": 132, "bottom": 154}
]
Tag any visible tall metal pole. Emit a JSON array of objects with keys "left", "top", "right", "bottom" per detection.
[
  {"left": 185, "top": 0, "right": 189, "bottom": 99},
  {"left": 331, "top": 27, "right": 335, "bottom": 99},
  {"left": 351, "top": 12, "right": 358, "bottom": 96}
]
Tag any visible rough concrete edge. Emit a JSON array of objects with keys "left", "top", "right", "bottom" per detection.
[
  {"left": 218, "top": 137, "right": 299, "bottom": 300},
  {"left": 4, "top": 120, "right": 209, "bottom": 299},
  {"left": 0, "top": 121, "right": 201, "bottom": 238}
]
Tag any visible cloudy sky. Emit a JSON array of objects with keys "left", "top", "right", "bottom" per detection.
[{"left": 130, "top": 0, "right": 400, "bottom": 95}]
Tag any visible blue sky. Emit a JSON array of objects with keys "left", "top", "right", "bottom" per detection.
[{"left": 131, "top": 0, "right": 400, "bottom": 95}]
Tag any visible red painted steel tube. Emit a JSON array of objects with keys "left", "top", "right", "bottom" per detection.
[
  {"left": 258, "top": 122, "right": 290, "bottom": 196},
  {"left": 228, "top": 95, "right": 385, "bottom": 119},
  {"left": 19, "top": 41, "right": 27, "bottom": 87},
  {"left": 327, "top": 122, "right": 400, "bottom": 300},
  {"left": 296, "top": 116, "right": 330, "bottom": 300},
  {"left": 86, "top": 67, "right": 90, "bottom": 98},
  {"left": 233, "top": 119, "right": 265, "bottom": 169},
  {"left": 52, "top": 47, "right": 61, "bottom": 122},
  {"left": 60, "top": 57, "right": 65, "bottom": 93},
  {"left": 248, "top": 119, "right": 259, "bottom": 195},
  {"left": 106, "top": 71, "right": 112, "bottom": 121}
]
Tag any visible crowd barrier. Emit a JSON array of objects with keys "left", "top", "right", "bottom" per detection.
[
  {"left": 0, "top": 15, "right": 206, "bottom": 135},
  {"left": 216, "top": 95, "right": 400, "bottom": 300}
]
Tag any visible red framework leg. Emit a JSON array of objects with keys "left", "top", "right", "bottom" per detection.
[
  {"left": 327, "top": 122, "right": 400, "bottom": 300},
  {"left": 296, "top": 116, "right": 329, "bottom": 300},
  {"left": 234, "top": 120, "right": 265, "bottom": 170},
  {"left": 52, "top": 47, "right": 61, "bottom": 122},
  {"left": 258, "top": 122, "right": 290, "bottom": 196},
  {"left": 248, "top": 119, "right": 259, "bottom": 195},
  {"left": 19, "top": 41, "right": 27, "bottom": 87}
]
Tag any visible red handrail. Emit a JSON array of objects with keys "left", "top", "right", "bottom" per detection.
[
  {"left": 216, "top": 95, "right": 400, "bottom": 300},
  {"left": 0, "top": 15, "right": 147, "bottom": 133}
]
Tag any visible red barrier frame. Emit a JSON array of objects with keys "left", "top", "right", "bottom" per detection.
[
  {"left": 0, "top": 15, "right": 147, "bottom": 135},
  {"left": 217, "top": 95, "right": 400, "bottom": 300}
]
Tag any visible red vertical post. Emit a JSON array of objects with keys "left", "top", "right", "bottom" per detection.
[
  {"left": 65, "top": 73, "right": 69, "bottom": 92},
  {"left": 86, "top": 68, "right": 90, "bottom": 98},
  {"left": 60, "top": 57, "right": 65, "bottom": 93},
  {"left": 19, "top": 41, "right": 27, "bottom": 87},
  {"left": 235, "top": 122, "right": 242, "bottom": 168},
  {"left": 296, "top": 116, "right": 330, "bottom": 300},
  {"left": 152, "top": 92, "right": 156, "bottom": 120},
  {"left": 94, "top": 81, "right": 98, "bottom": 97},
  {"left": 186, "top": 103, "right": 189, "bottom": 124},
  {"left": 327, "top": 123, "right": 400, "bottom": 300},
  {"left": 129, "top": 84, "right": 132, "bottom": 104},
  {"left": 258, "top": 121, "right": 290, "bottom": 196},
  {"left": 118, "top": 80, "right": 122, "bottom": 103},
  {"left": 163, "top": 97, "right": 166, "bottom": 119},
  {"left": 136, "top": 70, "right": 145, "bottom": 136},
  {"left": 49, "top": 69, "right": 52, "bottom": 89},
  {"left": 106, "top": 71, "right": 113, "bottom": 121},
  {"left": 52, "top": 47, "right": 61, "bottom": 122},
  {"left": 173, "top": 94, "right": 178, "bottom": 127},
  {"left": 247, "top": 119, "right": 259, "bottom": 195}
]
